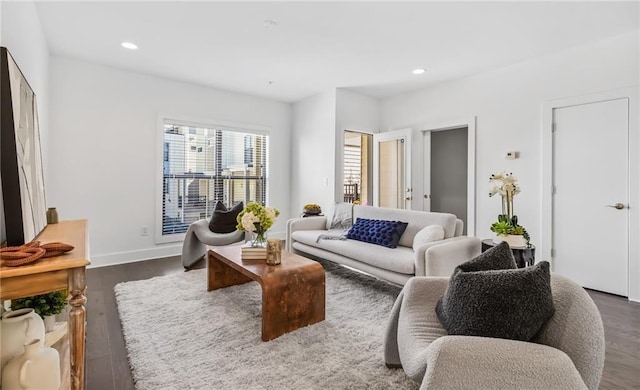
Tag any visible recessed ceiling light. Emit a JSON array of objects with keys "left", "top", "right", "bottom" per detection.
[
  {"left": 121, "top": 42, "right": 138, "bottom": 50},
  {"left": 412, "top": 68, "right": 426, "bottom": 75},
  {"left": 264, "top": 20, "right": 277, "bottom": 29}
]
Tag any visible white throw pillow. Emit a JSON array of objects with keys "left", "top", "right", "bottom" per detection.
[{"left": 412, "top": 225, "right": 445, "bottom": 251}]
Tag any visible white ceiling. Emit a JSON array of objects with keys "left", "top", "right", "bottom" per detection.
[{"left": 35, "top": 1, "right": 639, "bottom": 103}]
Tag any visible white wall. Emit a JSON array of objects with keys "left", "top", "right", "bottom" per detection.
[
  {"left": 0, "top": 0, "right": 50, "bottom": 243},
  {"left": 335, "top": 89, "right": 380, "bottom": 202},
  {"left": 49, "top": 57, "right": 291, "bottom": 267},
  {"left": 380, "top": 31, "right": 639, "bottom": 297},
  {"left": 290, "top": 91, "right": 337, "bottom": 217}
]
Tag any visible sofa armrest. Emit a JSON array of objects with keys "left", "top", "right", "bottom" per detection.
[
  {"left": 421, "top": 336, "right": 587, "bottom": 390},
  {"left": 286, "top": 217, "right": 328, "bottom": 251},
  {"left": 415, "top": 236, "right": 481, "bottom": 277}
]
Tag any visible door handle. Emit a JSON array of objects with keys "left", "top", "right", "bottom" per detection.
[{"left": 605, "top": 203, "right": 626, "bottom": 210}]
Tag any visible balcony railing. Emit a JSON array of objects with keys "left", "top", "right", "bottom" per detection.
[
  {"left": 344, "top": 183, "right": 359, "bottom": 203},
  {"left": 162, "top": 173, "right": 266, "bottom": 235}
]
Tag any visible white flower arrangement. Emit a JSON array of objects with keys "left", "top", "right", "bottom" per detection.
[
  {"left": 489, "top": 171, "right": 530, "bottom": 246},
  {"left": 236, "top": 202, "right": 280, "bottom": 234},
  {"left": 489, "top": 171, "right": 520, "bottom": 218}
]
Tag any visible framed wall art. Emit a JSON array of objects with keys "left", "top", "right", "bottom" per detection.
[{"left": 1, "top": 47, "right": 47, "bottom": 246}]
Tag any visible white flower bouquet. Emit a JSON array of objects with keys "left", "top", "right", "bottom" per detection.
[{"left": 236, "top": 202, "right": 280, "bottom": 247}]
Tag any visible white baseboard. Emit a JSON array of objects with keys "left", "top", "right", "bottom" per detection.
[
  {"left": 89, "top": 244, "right": 182, "bottom": 268},
  {"left": 88, "top": 230, "right": 285, "bottom": 269}
]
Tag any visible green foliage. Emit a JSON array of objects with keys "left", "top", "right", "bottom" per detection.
[
  {"left": 490, "top": 217, "right": 531, "bottom": 247},
  {"left": 12, "top": 290, "right": 67, "bottom": 318},
  {"left": 490, "top": 221, "right": 513, "bottom": 235},
  {"left": 236, "top": 202, "right": 280, "bottom": 233}
]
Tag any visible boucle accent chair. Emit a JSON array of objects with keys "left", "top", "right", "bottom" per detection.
[
  {"left": 181, "top": 219, "right": 245, "bottom": 268},
  {"left": 383, "top": 274, "right": 605, "bottom": 390}
]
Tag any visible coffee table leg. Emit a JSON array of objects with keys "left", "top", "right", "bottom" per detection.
[
  {"left": 261, "top": 264, "right": 325, "bottom": 341},
  {"left": 207, "top": 253, "right": 253, "bottom": 291}
]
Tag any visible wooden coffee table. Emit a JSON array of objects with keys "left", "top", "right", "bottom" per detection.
[{"left": 207, "top": 245, "right": 326, "bottom": 341}]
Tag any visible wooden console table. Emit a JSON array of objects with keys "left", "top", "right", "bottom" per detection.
[{"left": 0, "top": 220, "right": 90, "bottom": 390}]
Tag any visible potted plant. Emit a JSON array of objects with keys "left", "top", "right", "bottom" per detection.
[
  {"left": 302, "top": 203, "right": 322, "bottom": 216},
  {"left": 489, "top": 172, "right": 531, "bottom": 247},
  {"left": 11, "top": 290, "right": 68, "bottom": 332}
]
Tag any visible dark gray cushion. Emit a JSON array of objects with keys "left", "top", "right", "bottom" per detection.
[
  {"left": 208, "top": 201, "right": 243, "bottom": 233},
  {"left": 459, "top": 241, "right": 516, "bottom": 272},
  {"left": 436, "top": 243, "right": 554, "bottom": 341}
]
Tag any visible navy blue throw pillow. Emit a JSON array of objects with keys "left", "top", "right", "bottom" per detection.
[{"left": 346, "top": 218, "right": 409, "bottom": 248}]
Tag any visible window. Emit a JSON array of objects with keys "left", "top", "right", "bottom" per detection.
[{"left": 161, "top": 120, "right": 268, "bottom": 237}]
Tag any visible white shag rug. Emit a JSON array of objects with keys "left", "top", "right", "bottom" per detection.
[{"left": 114, "top": 261, "right": 419, "bottom": 390}]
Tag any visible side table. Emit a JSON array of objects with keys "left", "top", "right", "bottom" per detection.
[{"left": 481, "top": 239, "right": 535, "bottom": 268}]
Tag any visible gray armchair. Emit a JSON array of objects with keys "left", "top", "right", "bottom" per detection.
[
  {"left": 383, "top": 274, "right": 605, "bottom": 390},
  {"left": 181, "top": 219, "right": 245, "bottom": 268}
]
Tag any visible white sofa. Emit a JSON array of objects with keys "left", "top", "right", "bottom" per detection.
[{"left": 286, "top": 205, "right": 481, "bottom": 285}]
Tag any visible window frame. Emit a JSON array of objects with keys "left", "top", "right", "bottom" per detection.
[{"left": 155, "top": 114, "right": 271, "bottom": 244}]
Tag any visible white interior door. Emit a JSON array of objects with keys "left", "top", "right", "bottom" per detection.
[
  {"left": 373, "top": 129, "right": 411, "bottom": 209},
  {"left": 552, "top": 98, "right": 629, "bottom": 296}
]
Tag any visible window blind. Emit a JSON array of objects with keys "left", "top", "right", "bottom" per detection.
[{"left": 162, "top": 121, "right": 268, "bottom": 235}]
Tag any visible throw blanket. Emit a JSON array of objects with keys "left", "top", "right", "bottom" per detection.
[
  {"left": 316, "top": 229, "right": 348, "bottom": 242},
  {"left": 329, "top": 202, "right": 355, "bottom": 230},
  {"left": 317, "top": 203, "right": 354, "bottom": 242}
]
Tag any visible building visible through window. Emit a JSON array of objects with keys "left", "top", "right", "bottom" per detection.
[{"left": 162, "top": 122, "right": 268, "bottom": 235}]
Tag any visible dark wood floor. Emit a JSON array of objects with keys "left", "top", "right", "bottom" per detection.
[{"left": 86, "top": 256, "right": 640, "bottom": 390}]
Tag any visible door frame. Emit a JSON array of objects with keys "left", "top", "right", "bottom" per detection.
[
  {"left": 541, "top": 86, "right": 639, "bottom": 302},
  {"left": 373, "top": 128, "right": 412, "bottom": 209},
  {"left": 418, "top": 117, "right": 476, "bottom": 236}
]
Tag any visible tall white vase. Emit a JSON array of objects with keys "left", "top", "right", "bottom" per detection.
[
  {"left": 2, "top": 339, "right": 60, "bottom": 390},
  {"left": 0, "top": 309, "right": 46, "bottom": 383}
]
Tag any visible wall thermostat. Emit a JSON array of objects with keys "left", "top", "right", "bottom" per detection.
[{"left": 505, "top": 151, "right": 519, "bottom": 160}]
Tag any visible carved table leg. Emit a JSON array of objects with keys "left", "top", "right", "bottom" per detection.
[{"left": 69, "top": 267, "right": 86, "bottom": 390}]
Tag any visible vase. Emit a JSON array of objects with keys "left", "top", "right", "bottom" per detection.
[
  {"left": 0, "top": 309, "right": 45, "bottom": 382},
  {"left": 43, "top": 315, "right": 56, "bottom": 333},
  {"left": 251, "top": 231, "right": 268, "bottom": 248},
  {"left": 2, "top": 339, "right": 60, "bottom": 390},
  {"left": 46, "top": 208, "right": 58, "bottom": 224},
  {"left": 495, "top": 234, "right": 527, "bottom": 247}
]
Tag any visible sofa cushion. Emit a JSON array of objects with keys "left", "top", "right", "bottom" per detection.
[
  {"left": 208, "top": 201, "right": 243, "bottom": 233},
  {"left": 412, "top": 225, "right": 445, "bottom": 252},
  {"left": 436, "top": 256, "right": 555, "bottom": 341},
  {"left": 346, "top": 218, "right": 408, "bottom": 248},
  {"left": 291, "top": 230, "right": 415, "bottom": 274},
  {"left": 458, "top": 241, "right": 516, "bottom": 272}
]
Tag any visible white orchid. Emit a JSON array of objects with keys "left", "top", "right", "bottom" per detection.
[
  {"left": 489, "top": 171, "right": 521, "bottom": 222},
  {"left": 489, "top": 172, "right": 520, "bottom": 197}
]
